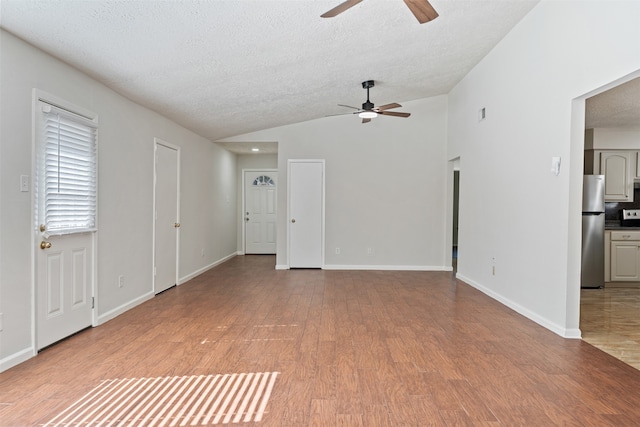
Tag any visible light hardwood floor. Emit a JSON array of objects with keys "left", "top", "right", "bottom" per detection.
[
  {"left": 3, "top": 255, "right": 640, "bottom": 426},
  {"left": 581, "top": 286, "right": 640, "bottom": 370}
]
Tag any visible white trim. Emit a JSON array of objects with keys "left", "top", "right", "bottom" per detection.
[
  {"left": 287, "top": 159, "right": 325, "bottom": 269},
  {"left": 96, "top": 292, "right": 155, "bottom": 326},
  {"left": 241, "top": 168, "right": 278, "bottom": 255},
  {"left": 0, "top": 347, "right": 36, "bottom": 373},
  {"left": 152, "top": 138, "right": 181, "bottom": 293},
  {"left": 456, "top": 273, "right": 581, "bottom": 339},
  {"left": 324, "top": 265, "right": 452, "bottom": 271},
  {"left": 275, "top": 264, "right": 289, "bottom": 270},
  {"left": 179, "top": 252, "right": 237, "bottom": 284}
]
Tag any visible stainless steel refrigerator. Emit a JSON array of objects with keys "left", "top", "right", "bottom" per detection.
[{"left": 581, "top": 175, "right": 605, "bottom": 288}]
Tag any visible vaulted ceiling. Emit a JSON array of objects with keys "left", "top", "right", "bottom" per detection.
[{"left": 1, "top": 0, "right": 545, "bottom": 145}]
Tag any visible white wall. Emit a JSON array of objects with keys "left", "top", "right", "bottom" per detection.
[
  {"left": 585, "top": 128, "right": 640, "bottom": 150},
  {"left": 0, "top": 30, "right": 237, "bottom": 371},
  {"left": 220, "top": 96, "right": 449, "bottom": 270},
  {"left": 447, "top": 0, "right": 640, "bottom": 337}
]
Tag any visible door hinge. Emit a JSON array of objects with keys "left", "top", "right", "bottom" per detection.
[{"left": 92, "top": 297, "right": 95, "bottom": 309}]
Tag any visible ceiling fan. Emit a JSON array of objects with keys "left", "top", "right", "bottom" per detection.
[
  {"left": 331, "top": 80, "right": 411, "bottom": 124},
  {"left": 321, "top": 0, "right": 438, "bottom": 24}
]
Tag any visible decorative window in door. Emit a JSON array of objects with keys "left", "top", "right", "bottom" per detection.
[{"left": 252, "top": 175, "right": 275, "bottom": 186}]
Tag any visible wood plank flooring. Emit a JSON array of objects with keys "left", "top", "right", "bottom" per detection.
[
  {"left": 581, "top": 286, "right": 640, "bottom": 370},
  {"left": 3, "top": 255, "right": 640, "bottom": 426}
]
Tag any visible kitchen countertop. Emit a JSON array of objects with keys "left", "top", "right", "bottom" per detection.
[{"left": 605, "top": 226, "right": 640, "bottom": 230}]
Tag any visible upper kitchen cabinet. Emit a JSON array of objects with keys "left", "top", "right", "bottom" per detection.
[
  {"left": 584, "top": 128, "right": 640, "bottom": 202},
  {"left": 584, "top": 149, "right": 633, "bottom": 202},
  {"left": 600, "top": 151, "right": 632, "bottom": 202}
]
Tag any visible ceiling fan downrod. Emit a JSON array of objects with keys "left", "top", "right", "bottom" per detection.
[{"left": 362, "top": 80, "right": 375, "bottom": 110}]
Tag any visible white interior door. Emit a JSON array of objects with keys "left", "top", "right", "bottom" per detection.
[
  {"left": 36, "top": 232, "right": 94, "bottom": 349},
  {"left": 288, "top": 160, "right": 324, "bottom": 268},
  {"left": 154, "top": 140, "right": 180, "bottom": 293},
  {"left": 244, "top": 170, "right": 277, "bottom": 254}
]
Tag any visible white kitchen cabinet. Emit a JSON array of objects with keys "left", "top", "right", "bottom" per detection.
[
  {"left": 610, "top": 231, "right": 640, "bottom": 282},
  {"left": 599, "top": 151, "right": 632, "bottom": 202}
]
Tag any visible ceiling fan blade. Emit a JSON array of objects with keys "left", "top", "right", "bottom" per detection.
[
  {"left": 326, "top": 111, "right": 360, "bottom": 117},
  {"left": 321, "top": 0, "right": 364, "bottom": 18},
  {"left": 403, "top": 0, "right": 439, "bottom": 23},
  {"left": 376, "top": 103, "right": 402, "bottom": 111},
  {"left": 379, "top": 111, "right": 411, "bottom": 118},
  {"left": 362, "top": 118, "right": 371, "bottom": 124},
  {"left": 338, "top": 104, "right": 361, "bottom": 110}
]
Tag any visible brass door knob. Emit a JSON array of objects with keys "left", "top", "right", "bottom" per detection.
[
  {"left": 40, "top": 241, "right": 52, "bottom": 250},
  {"left": 174, "top": 223, "right": 181, "bottom": 228}
]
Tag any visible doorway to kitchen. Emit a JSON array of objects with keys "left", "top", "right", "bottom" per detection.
[{"left": 576, "top": 70, "right": 640, "bottom": 368}]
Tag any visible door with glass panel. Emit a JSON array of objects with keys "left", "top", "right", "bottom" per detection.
[
  {"left": 35, "top": 98, "right": 96, "bottom": 350},
  {"left": 244, "top": 170, "right": 277, "bottom": 254}
]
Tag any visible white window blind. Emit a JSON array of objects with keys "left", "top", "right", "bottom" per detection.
[{"left": 38, "top": 102, "right": 98, "bottom": 234}]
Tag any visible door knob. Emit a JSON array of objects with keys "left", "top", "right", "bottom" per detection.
[
  {"left": 245, "top": 217, "right": 250, "bottom": 222},
  {"left": 174, "top": 223, "right": 181, "bottom": 228},
  {"left": 40, "top": 241, "right": 51, "bottom": 250},
  {"left": 291, "top": 219, "right": 296, "bottom": 223}
]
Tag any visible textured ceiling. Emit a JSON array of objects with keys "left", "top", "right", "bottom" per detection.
[
  {"left": 586, "top": 76, "right": 640, "bottom": 130},
  {"left": 1, "top": 0, "right": 544, "bottom": 147}
]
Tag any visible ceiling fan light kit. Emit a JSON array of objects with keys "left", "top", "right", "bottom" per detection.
[{"left": 359, "top": 111, "right": 378, "bottom": 119}]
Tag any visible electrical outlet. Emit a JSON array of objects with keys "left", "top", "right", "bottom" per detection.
[
  {"left": 367, "top": 247, "right": 373, "bottom": 256},
  {"left": 201, "top": 248, "right": 205, "bottom": 257},
  {"left": 492, "top": 257, "right": 496, "bottom": 276},
  {"left": 335, "top": 247, "right": 341, "bottom": 255},
  {"left": 118, "top": 275, "right": 124, "bottom": 288}
]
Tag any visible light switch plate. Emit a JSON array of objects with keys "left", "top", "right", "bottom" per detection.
[{"left": 20, "top": 175, "right": 29, "bottom": 192}]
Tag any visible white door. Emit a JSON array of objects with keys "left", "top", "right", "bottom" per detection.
[
  {"left": 36, "top": 232, "right": 94, "bottom": 349},
  {"left": 35, "top": 98, "right": 96, "bottom": 350},
  {"left": 288, "top": 160, "right": 324, "bottom": 268},
  {"left": 154, "top": 140, "right": 180, "bottom": 293},
  {"left": 244, "top": 170, "right": 277, "bottom": 254}
]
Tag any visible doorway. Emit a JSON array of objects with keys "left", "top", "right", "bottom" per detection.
[
  {"left": 243, "top": 170, "right": 278, "bottom": 254},
  {"left": 153, "top": 139, "right": 180, "bottom": 294},
  {"left": 452, "top": 169, "right": 460, "bottom": 272}
]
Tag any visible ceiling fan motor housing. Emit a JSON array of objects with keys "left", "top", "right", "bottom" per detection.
[
  {"left": 362, "top": 80, "right": 375, "bottom": 89},
  {"left": 362, "top": 100, "right": 375, "bottom": 110}
]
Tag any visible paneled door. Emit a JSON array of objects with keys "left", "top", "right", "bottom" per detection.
[
  {"left": 244, "top": 170, "right": 277, "bottom": 254},
  {"left": 154, "top": 140, "right": 180, "bottom": 293},
  {"left": 36, "top": 232, "right": 94, "bottom": 349},
  {"left": 288, "top": 160, "right": 324, "bottom": 268}
]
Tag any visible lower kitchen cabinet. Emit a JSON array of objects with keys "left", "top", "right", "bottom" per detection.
[{"left": 611, "top": 241, "right": 640, "bottom": 281}]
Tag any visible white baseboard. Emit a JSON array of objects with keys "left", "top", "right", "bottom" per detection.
[
  {"left": 323, "top": 264, "right": 451, "bottom": 271},
  {"left": 97, "top": 291, "right": 154, "bottom": 326},
  {"left": 275, "top": 264, "right": 289, "bottom": 270},
  {"left": 179, "top": 252, "right": 237, "bottom": 284},
  {"left": 456, "top": 273, "right": 581, "bottom": 339},
  {"left": 0, "top": 346, "right": 35, "bottom": 373}
]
